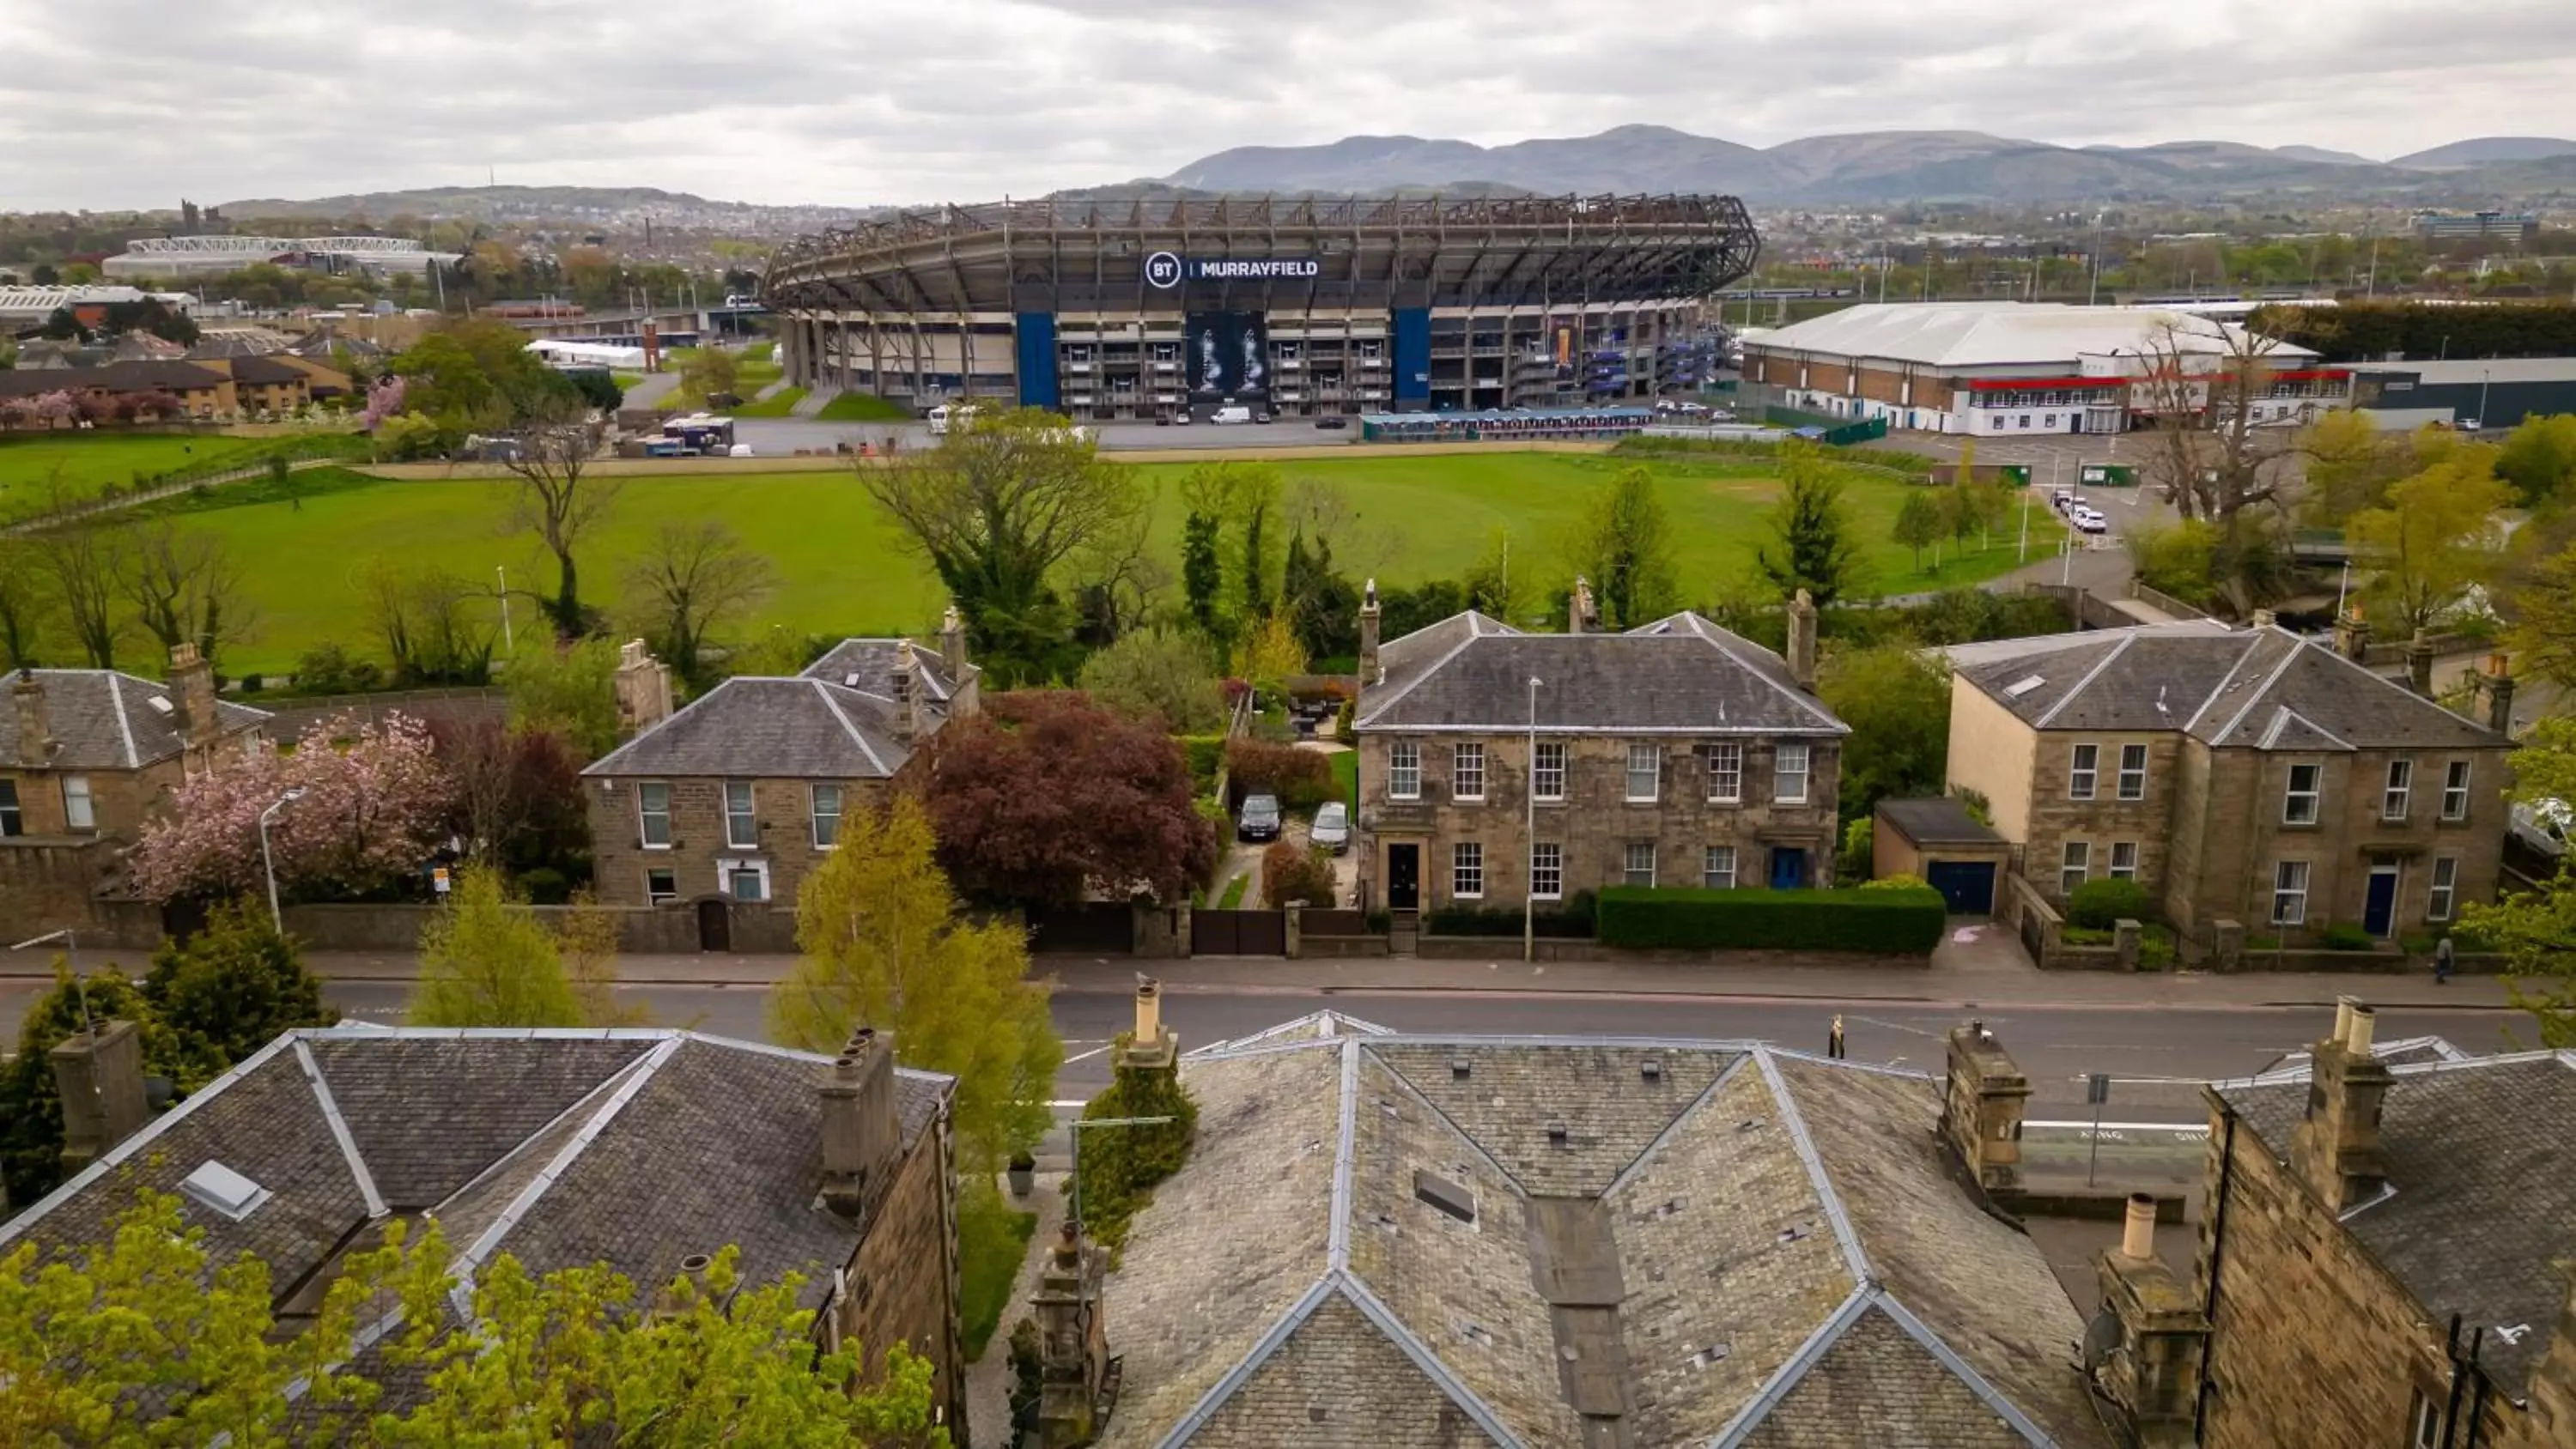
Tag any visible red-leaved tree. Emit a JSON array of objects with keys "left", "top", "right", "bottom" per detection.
[
  {"left": 925, "top": 689, "right": 1216, "bottom": 907},
  {"left": 130, "top": 712, "right": 456, "bottom": 904}
]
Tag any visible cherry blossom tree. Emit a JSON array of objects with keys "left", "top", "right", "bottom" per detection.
[
  {"left": 360, "top": 373, "right": 407, "bottom": 430},
  {"left": 32, "top": 391, "right": 77, "bottom": 428},
  {"left": 129, "top": 712, "right": 456, "bottom": 904}
]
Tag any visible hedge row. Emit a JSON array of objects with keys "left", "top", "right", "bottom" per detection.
[
  {"left": 1426, "top": 892, "right": 1596, "bottom": 939},
  {"left": 1595, "top": 884, "right": 1947, "bottom": 955}
]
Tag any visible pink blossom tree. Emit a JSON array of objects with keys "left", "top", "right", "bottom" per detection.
[
  {"left": 74, "top": 391, "right": 119, "bottom": 426},
  {"left": 0, "top": 397, "right": 36, "bottom": 432},
  {"left": 360, "top": 374, "right": 407, "bottom": 430},
  {"left": 129, "top": 712, "right": 458, "bottom": 905},
  {"left": 33, "top": 391, "right": 77, "bottom": 428}
]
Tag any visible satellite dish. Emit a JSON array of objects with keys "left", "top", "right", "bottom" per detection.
[{"left": 2080, "top": 1307, "right": 2123, "bottom": 1373}]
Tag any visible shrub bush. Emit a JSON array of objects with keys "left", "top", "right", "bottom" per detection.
[
  {"left": 1425, "top": 891, "right": 1595, "bottom": 938},
  {"left": 2319, "top": 922, "right": 2376, "bottom": 951},
  {"left": 1596, "top": 885, "right": 1946, "bottom": 955},
  {"left": 2067, "top": 877, "right": 2151, "bottom": 931},
  {"left": 519, "top": 867, "right": 572, "bottom": 905},
  {"left": 1224, "top": 737, "right": 1336, "bottom": 809},
  {"left": 290, "top": 641, "right": 383, "bottom": 696},
  {"left": 1261, "top": 840, "right": 1340, "bottom": 907},
  {"left": 1179, "top": 735, "right": 1226, "bottom": 794}
]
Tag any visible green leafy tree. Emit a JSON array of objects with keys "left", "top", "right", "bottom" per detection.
[
  {"left": 1076, "top": 625, "right": 1225, "bottom": 731},
  {"left": 409, "top": 866, "right": 629, "bottom": 1028},
  {"left": 1240, "top": 493, "right": 1271, "bottom": 621},
  {"left": 2348, "top": 452, "right": 2511, "bottom": 635},
  {"left": 1460, "top": 528, "right": 1524, "bottom": 624},
  {"left": 1564, "top": 465, "right": 1680, "bottom": 629},
  {"left": 1757, "top": 446, "right": 1862, "bottom": 606},
  {"left": 679, "top": 346, "right": 739, "bottom": 403},
  {"left": 1892, "top": 490, "right": 1944, "bottom": 571},
  {"left": 1279, "top": 529, "right": 1360, "bottom": 661},
  {"left": 0, "top": 969, "right": 199, "bottom": 1210},
  {"left": 2459, "top": 717, "right": 2576, "bottom": 1047},
  {"left": 144, "top": 899, "right": 334, "bottom": 1069},
  {"left": 505, "top": 635, "right": 622, "bottom": 761},
  {"left": 2495, "top": 413, "right": 2576, "bottom": 509},
  {"left": 1180, "top": 510, "right": 1224, "bottom": 640},
  {"left": 2298, "top": 409, "right": 2409, "bottom": 524},
  {"left": 769, "top": 797, "right": 1061, "bottom": 1179},
  {"left": 1817, "top": 644, "right": 1953, "bottom": 827}
]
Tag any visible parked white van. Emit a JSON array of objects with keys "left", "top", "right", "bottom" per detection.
[
  {"left": 927, "top": 403, "right": 980, "bottom": 436},
  {"left": 1211, "top": 403, "right": 1253, "bottom": 425}
]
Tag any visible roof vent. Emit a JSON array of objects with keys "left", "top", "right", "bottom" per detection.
[
  {"left": 2003, "top": 675, "right": 2046, "bottom": 699},
  {"left": 1546, "top": 1122, "right": 1571, "bottom": 1147},
  {"left": 1687, "top": 1343, "right": 1731, "bottom": 1371},
  {"left": 1650, "top": 1197, "right": 1686, "bottom": 1220},
  {"left": 180, "top": 1160, "right": 271, "bottom": 1222},
  {"left": 146, "top": 694, "right": 175, "bottom": 715},
  {"left": 1640, "top": 1058, "right": 1663, "bottom": 1082},
  {"left": 1459, "top": 1322, "right": 1498, "bottom": 1349},
  {"left": 1736, "top": 1116, "right": 1766, "bottom": 1133},
  {"left": 1414, "top": 1169, "right": 1476, "bottom": 1224},
  {"left": 1451, "top": 1058, "right": 1473, "bottom": 1082},
  {"left": 1777, "top": 1223, "right": 1814, "bottom": 1244}
]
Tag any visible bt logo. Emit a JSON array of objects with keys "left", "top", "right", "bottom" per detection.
[{"left": 1144, "top": 252, "right": 1183, "bottom": 289}]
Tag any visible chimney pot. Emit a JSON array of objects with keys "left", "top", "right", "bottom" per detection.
[
  {"left": 939, "top": 603, "right": 969, "bottom": 682},
  {"left": 2344, "top": 1004, "right": 2377, "bottom": 1056},
  {"left": 12, "top": 669, "right": 57, "bottom": 767},
  {"left": 169, "top": 642, "right": 218, "bottom": 745},
  {"left": 1133, "top": 977, "right": 1161, "bottom": 1045},
  {"left": 613, "top": 640, "right": 674, "bottom": 732},
  {"left": 2331, "top": 996, "right": 2356, "bottom": 1045},
  {"left": 2121, "top": 1192, "right": 2157, "bottom": 1261},
  {"left": 819, "top": 1027, "right": 898, "bottom": 1220},
  {"left": 1785, "top": 588, "right": 1819, "bottom": 693}
]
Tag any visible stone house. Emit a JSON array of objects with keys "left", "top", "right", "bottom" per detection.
[
  {"left": 1944, "top": 624, "right": 2515, "bottom": 945},
  {"left": 580, "top": 620, "right": 979, "bottom": 917},
  {"left": 0, "top": 1022, "right": 968, "bottom": 1436},
  {"left": 1074, "top": 1004, "right": 2116, "bottom": 1446},
  {"left": 1351, "top": 582, "right": 1850, "bottom": 914},
  {"left": 2086, "top": 1002, "right": 2576, "bottom": 1449},
  {"left": 0, "top": 647, "right": 269, "bottom": 940}
]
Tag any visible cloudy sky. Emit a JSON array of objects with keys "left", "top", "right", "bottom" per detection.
[{"left": 4, "top": 0, "right": 2572, "bottom": 211}]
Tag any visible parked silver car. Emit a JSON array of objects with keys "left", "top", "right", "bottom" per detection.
[{"left": 1309, "top": 801, "right": 1351, "bottom": 854}]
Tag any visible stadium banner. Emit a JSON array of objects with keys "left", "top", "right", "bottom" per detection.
[{"left": 1185, "top": 311, "right": 1270, "bottom": 399}]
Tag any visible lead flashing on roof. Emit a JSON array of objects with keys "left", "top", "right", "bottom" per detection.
[
  {"left": 1710, "top": 1284, "right": 1877, "bottom": 1447},
  {"left": 2030, "top": 634, "right": 2137, "bottom": 730},
  {"left": 1155, "top": 1275, "right": 1342, "bottom": 1449},
  {"left": 1871, "top": 1292, "right": 2060, "bottom": 1446},
  {"left": 1334, "top": 1273, "right": 1532, "bottom": 1449},
  {"left": 294, "top": 1039, "right": 387, "bottom": 1220},
  {"left": 1754, "top": 1050, "right": 1873, "bottom": 1285},
  {"left": 1602, "top": 1052, "right": 1751, "bottom": 1200},
  {"left": 809, "top": 677, "right": 892, "bottom": 776},
  {"left": 1328, "top": 1036, "right": 1360, "bottom": 1272}
]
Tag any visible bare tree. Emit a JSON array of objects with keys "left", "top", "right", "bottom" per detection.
[
  {"left": 362, "top": 561, "right": 496, "bottom": 686},
  {"left": 121, "top": 522, "right": 255, "bottom": 672},
  {"left": 1067, "top": 505, "right": 1169, "bottom": 645},
  {"left": 502, "top": 399, "right": 617, "bottom": 636},
  {"left": 2130, "top": 316, "right": 2301, "bottom": 530},
  {"left": 0, "top": 539, "right": 52, "bottom": 670},
  {"left": 620, "top": 520, "right": 775, "bottom": 685},
  {"left": 32, "top": 521, "right": 129, "bottom": 670}
]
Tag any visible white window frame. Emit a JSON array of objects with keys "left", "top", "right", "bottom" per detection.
[
  {"left": 644, "top": 867, "right": 679, "bottom": 905},
  {"left": 1451, "top": 842, "right": 1483, "bottom": 900},
  {"left": 810, "top": 783, "right": 843, "bottom": 850},
  {"left": 1625, "top": 743, "right": 1660, "bottom": 803},
  {"left": 1388, "top": 741, "right": 1421, "bottom": 801},
  {"left": 2271, "top": 860, "right": 2310, "bottom": 926},
  {"left": 61, "top": 774, "right": 94, "bottom": 832},
  {"left": 2117, "top": 744, "right": 2148, "bottom": 801},
  {"left": 1703, "top": 846, "right": 1736, "bottom": 889},
  {"left": 2440, "top": 760, "right": 2471, "bottom": 822},
  {"left": 2410, "top": 1390, "right": 2441, "bottom": 1449},
  {"left": 2069, "top": 743, "right": 2099, "bottom": 801},
  {"left": 1623, "top": 842, "right": 1656, "bottom": 888},
  {"left": 637, "top": 781, "right": 673, "bottom": 850},
  {"left": 2109, "top": 841, "right": 2138, "bottom": 881},
  {"left": 2427, "top": 856, "right": 2458, "bottom": 923},
  {"left": 1529, "top": 842, "right": 1562, "bottom": 900},
  {"left": 1532, "top": 742, "right": 1565, "bottom": 802},
  {"left": 1774, "top": 743, "right": 1810, "bottom": 805},
  {"left": 1706, "top": 742, "right": 1742, "bottom": 803},
  {"left": 724, "top": 780, "right": 759, "bottom": 849},
  {"left": 720, "top": 858, "right": 772, "bottom": 903},
  {"left": 2383, "top": 759, "right": 2412, "bottom": 822},
  {"left": 2283, "top": 763, "right": 2321, "bottom": 825},
  {"left": 2060, "top": 840, "right": 2090, "bottom": 896},
  {"left": 1453, "top": 743, "right": 1485, "bottom": 802}
]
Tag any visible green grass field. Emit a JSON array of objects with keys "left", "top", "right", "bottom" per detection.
[
  {"left": 155, "top": 451, "right": 2059, "bottom": 675},
  {"left": 0, "top": 433, "right": 276, "bottom": 519},
  {"left": 813, "top": 391, "right": 910, "bottom": 423},
  {"left": 725, "top": 387, "right": 808, "bottom": 418}
]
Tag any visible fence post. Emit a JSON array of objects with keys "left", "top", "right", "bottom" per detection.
[{"left": 1284, "top": 903, "right": 1303, "bottom": 961}]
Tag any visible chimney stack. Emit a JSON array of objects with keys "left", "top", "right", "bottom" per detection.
[
  {"left": 1941, "top": 1021, "right": 2030, "bottom": 1197},
  {"left": 2290, "top": 998, "right": 2394, "bottom": 1212},
  {"left": 1118, "top": 975, "right": 1177, "bottom": 1074},
  {"left": 1033, "top": 1222, "right": 1109, "bottom": 1448},
  {"left": 2406, "top": 628, "right": 2436, "bottom": 698},
  {"left": 2478, "top": 651, "right": 2516, "bottom": 735},
  {"left": 13, "top": 669, "right": 57, "bottom": 767},
  {"left": 1569, "top": 576, "right": 1598, "bottom": 635},
  {"left": 819, "top": 1028, "right": 899, "bottom": 1221},
  {"left": 2251, "top": 608, "right": 2277, "bottom": 630},
  {"left": 2333, "top": 607, "right": 2371, "bottom": 663},
  {"left": 51, "top": 1019, "right": 152, "bottom": 1173},
  {"left": 1358, "top": 578, "right": 1382, "bottom": 684},
  {"left": 2091, "top": 1189, "right": 2208, "bottom": 1449},
  {"left": 2524, "top": 1264, "right": 2576, "bottom": 1438},
  {"left": 890, "top": 640, "right": 929, "bottom": 743},
  {"left": 939, "top": 603, "right": 968, "bottom": 682},
  {"left": 1786, "top": 588, "right": 1820, "bottom": 694},
  {"left": 169, "top": 642, "right": 219, "bottom": 746},
  {"left": 612, "top": 640, "right": 674, "bottom": 734}
]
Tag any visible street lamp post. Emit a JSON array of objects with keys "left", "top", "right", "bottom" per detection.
[
  {"left": 1524, "top": 676, "right": 1543, "bottom": 965},
  {"left": 496, "top": 564, "right": 513, "bottom": 653},
  {"left": 259, "top": 787, "right": 308, "bottom": 933},
  {"left": 2477, "top": 369, "right": 2492, "bottom": 433}
]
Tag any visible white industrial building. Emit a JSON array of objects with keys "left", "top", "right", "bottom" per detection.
[
  {"left": 1741, "top": 302, "right": 2348, "bottom": 435},
  {"left": 101, "top": 236, "right": 461, "bottom": 281},
  {"left": 0, "top": 285, "right": 196, "bottom": 326}
]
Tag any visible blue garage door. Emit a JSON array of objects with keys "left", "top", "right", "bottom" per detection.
[{"left": 1924, "top": 860, "right": 1996, "bottom": 915}]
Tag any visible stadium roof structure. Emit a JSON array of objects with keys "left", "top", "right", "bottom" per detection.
[
  {"left": 1747, "top": 302, "right": 2318, "bottom": 372},
  {"left": 762, "top": 193, "right": 1760, "bottom": 316}
]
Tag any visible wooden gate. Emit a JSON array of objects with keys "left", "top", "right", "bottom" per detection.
[{"left": 1193, "top": 908, "right": 1286, "bottom": 956}]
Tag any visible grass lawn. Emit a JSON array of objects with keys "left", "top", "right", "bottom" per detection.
[
  {"left": 957, "top": 1200, "right": 1038, "bottom": 1362},
  {"left": 725, "top": 387, "right": 808, "bottom": 418},
  {"left": 1331, "top": 749, "right": 1357, "bottom": 809},
  {"left": 814, "top": 391, "right": 911, "bottom": 423},
  {"left": 743, "top": 339, "right": 776, "bottom": 362},
  {"left": 0, "top": 433, "right": 274, "bottom": 519},
  {"left": 611, "top": 371, "right": 645, "bottom": 391},
  {"left": 168, "top": 450, "right": 2062, "bottom": 675},
  {"left": 1217, "top": 874, "right": 1251, "bottom": 909}
]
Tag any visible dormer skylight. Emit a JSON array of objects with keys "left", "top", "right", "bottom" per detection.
[{"left": 180, "top": 1160, "right": 271, "bottom": 1221}]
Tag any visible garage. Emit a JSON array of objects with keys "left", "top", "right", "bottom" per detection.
[{"left": 1873, "top": 798, "right": 2011, "bottom": 915}]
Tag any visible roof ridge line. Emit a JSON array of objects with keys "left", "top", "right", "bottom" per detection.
[
  {"left": 2030, "top": 633, "right": 2136, "bottom": 730},
  {"left": 106, "top": 670, "right": 139, "bottom": 767},
  {"left": 1333, "top": 1272, "right": 1532, "bottom": 1449},
  {"left": 1602, "top": 1052, "right": 1752, "bottom": 1201},
  {"left": 1364, "top": 1041, "right": 1534, "bottom": 1197},
  {"left": 1153, "top": 1274, "right": 1340, "bottom": 1449},
  {"left": 2178, "top": 633, "right": 2265, "bottom": 735},
  {"left": 1871, "top": 1292, "right": 2063, "bottom": 1446},
  {"left": 1708, "top": 1282, "right": 1878, "bottom": 1447},
  {"left": 1327, "top": 1036, "right": 1359, "bottom": 1272},
  {"left": 1353, "top": 616, "right": 1486, "bottom": 730},
  {"left": 1753, "top": 1049, "right": 1873, "bottom": 1284},
  {"left": 2209, "top": 631, "right": 2312, "bottom": 745},
  {"left": 445, "top": 1035, "right": 684, "bottom": 1322},
  {"left": 422, "top": 1042, "right": 659, "bottom": 1219},
  {"left": 810, "top": 676, "right": 890, "bottom": 776},
  {"left": 293, "top": 1038, "right": 387, "bottom": 1220}
]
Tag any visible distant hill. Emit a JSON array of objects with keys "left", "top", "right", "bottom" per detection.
[
  {"left": 1143, "top": 127, "right": 2575, "bottom": 205},
  {"left": 2389, "top": 137, "right": 2576, "bottom": 170},
  {"left": 211, "top": 184, "right": 873, "bottom": 225}
]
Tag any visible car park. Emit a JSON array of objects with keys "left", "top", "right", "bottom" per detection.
[
  {"left": 1309, "top": 801, "right": 1351, "bottom": 854},
  {"left": 1237, "top": 792, "right": 1283, "bottom": 843}
]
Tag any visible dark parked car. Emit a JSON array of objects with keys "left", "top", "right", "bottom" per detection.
[
  {"left": 1236, "top": 792, "right": 1282, "bottom": 843},
  {"left": 1314, "top": 415, "right": 1348, "bottom": 429}
]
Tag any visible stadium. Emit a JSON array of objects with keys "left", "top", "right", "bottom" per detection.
[{"left": 760, "top": 194, "right": 1759, "bottom": 421}]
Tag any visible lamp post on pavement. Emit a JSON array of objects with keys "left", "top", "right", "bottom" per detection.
[{"left": 259, "top": 787, "right": 308, "bottom": 934}]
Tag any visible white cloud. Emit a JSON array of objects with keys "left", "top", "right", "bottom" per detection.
[{"left": 1, "top": 0, "right": 2570, "bottom": 210}]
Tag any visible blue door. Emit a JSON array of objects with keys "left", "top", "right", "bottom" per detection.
[
  {"left": 1924, "top": 860, "right": 1997, "bottom": 915},
  {"left": 2364, "top": 868, "right": 2399, "bottom": 937},
  {"left": 1769, "top": 847, "right": 1808, "bottom": 890}
]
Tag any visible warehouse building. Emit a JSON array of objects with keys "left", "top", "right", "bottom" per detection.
[{"left": 2348, "top": 356, "right": 2576, "bottom": 432}]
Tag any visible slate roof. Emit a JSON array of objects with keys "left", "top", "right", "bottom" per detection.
[
  {"left": 0, "top": 1028, "right": 954, "bottom": 1410},
  {"left": 1358, "top": 611, "right": 1848, "bottom": 737},
  {"left": 1746, "top": 302, "right": 2315, "bottom": 372},
  {"left": 1955, "top": 626, "right": 2508, "bottom": 751},
  {"left": 1877, "top": 797, "right": 2005, "bottom": 847},
  {"left": 1100, "top": 1014, "right": 2109, "bottom": 1448},
  {"left": 0, "top": 359, "right": 228, "bottom": 398},
  {"left": 582, "top": 675, "right": 920, "bottom": 779},
  {"left": 226, "top": 354, "right": 313, "bottom": 385},
  {"left": 2212, "top": 1049, "right": 2576, "bottom": 1399},
  {"left": 804, "top": 635, "right": 972, "bottom": 704},
  {"left": 1, "top": 667, "right": 268, "bottom": 770}
]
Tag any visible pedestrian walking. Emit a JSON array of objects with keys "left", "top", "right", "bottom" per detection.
[
  {"left": 2433, "top": 936, "right": 2454, "bottom": 985},
  {"left": 1827, "top": 1015, "right": 1847, "bottom": 1060}
]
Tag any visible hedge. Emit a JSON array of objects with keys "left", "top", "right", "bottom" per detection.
[
  {"left": 1426, "top": 891, "right": 1596, "bottom": 939},
  {"left": 1224, "top": 737, "right": 1336, "bottom": 809},
  {"left": 1595, "top": 885, "right": 1946, "bottom": 955}
]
